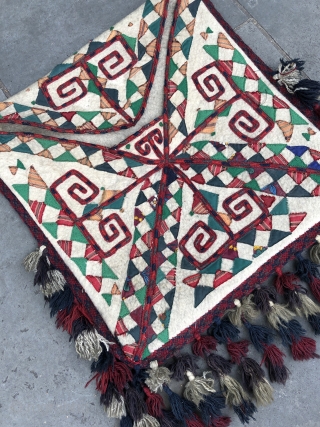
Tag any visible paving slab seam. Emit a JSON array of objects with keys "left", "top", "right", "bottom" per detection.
[{"left": 0, "top": 78, "right": 11, "bottom": 98}]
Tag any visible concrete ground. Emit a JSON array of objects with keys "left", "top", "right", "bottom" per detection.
[{"left": 0, "top": 0, "right": 320, "bottom": 426}]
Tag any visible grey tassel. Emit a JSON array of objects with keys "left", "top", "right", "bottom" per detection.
[
  {"left": 133, "top": 414, "right": 160, "bottom": 427},
  {"left": 227, "top": 296, "right": 258, "bottom": 327},
  {"left": 266, "top": 302, "right": 295, "bottom": 330},
  {"left": 40, "top": 269, "right": 66, "bottom": 298},
  {"left": 105, "top": 394, "right": 126, "bottom": 418},
  {"left": 273, "top": 60, "right": 303, "bottom": 94},
  {"left": 310, "top": 236, "right": 320, "bottom": 264},
  {"left": 252, "top": 379, "right": 274, "bottom": 406},
  {"left": 294, "top": 293, "right": 320, "bottom": 317},
  {"left": 24, "top": 245, "right": 46, "bottom": 272},
  {"left": 75, "top": 330, "right": 110, "bottom": 361},
  {"left": 145, "top": 361, "right": 171, "bottom": 392},
  {"left": 183, "top": 371, "right": 215, "bottom": 406},
  {"left": 220, "top": 375, "right": 249, "bottom": 407}
]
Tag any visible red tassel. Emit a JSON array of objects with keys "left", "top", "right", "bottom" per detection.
[
  {"left": 185, "top": 415, "right": 204, "bottom": 427},
  {"left": 86, "top": 371, "right": 110, "bottom": 394},
  {"left": 192, "top": 334, "right": 217, "bottom": 357},
  {"left": 56, "top": 303, "right": 92, "bottom": 334},
  {"left": 261, "top": 344, "right": 290, "bottom": 385},
  {"left": 86, "top": 360, "right": 133, "bottom": 394},
  {"left": 309, "top": 276, "right": 320, "bottom": 303},
  {"left": 227, "top": 340, "right": 249, "bottom": 364},
  {"left": 211, "top": 417, "right": 231, "bottom": 427},
  {"left": 275, "top": 268, "right": 299, "bottom": 294},
  {"left": 143, "top": 386, "right": 164, "bottom": 418},
  {"left": 291, "top": 337, "right": 320, "bottom": 361},
  {"left": 314, "top": 103, "right": 320, "bottom": 117}
]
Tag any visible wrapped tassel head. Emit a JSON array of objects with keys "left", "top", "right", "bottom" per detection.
[
  {"left": 145, "top": 360, "right": 171, "bottom": 392},
  {"left": 183, "top": 371, "right": 215, "bottom": 406}
]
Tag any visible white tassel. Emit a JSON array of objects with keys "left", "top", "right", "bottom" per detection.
[
  {"left": 105, "top": 394, "right": 126, "bottom": 418},
  {"left": 75, "top": 329, "right": 114, "bottom": 361},
  {"left": 145, "top": 360, "right": 171, "bottom": 392},
  {"left": 133, "top": 414, "right": 160, "bottom": 427},
  {"left": 24, "top": 245, "right": 46, "bottom": 272},
  {"left": 40, "top": 269, "right": 66, "bottom": 298},
  {"left": 183, "top": 371, "right": 215, "bottom": 406}
]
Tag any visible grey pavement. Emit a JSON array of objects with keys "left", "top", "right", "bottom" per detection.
[{"left": 1, "top": 1, "right": 320, "bottom": 426}]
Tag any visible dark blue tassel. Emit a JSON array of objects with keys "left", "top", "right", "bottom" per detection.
[
  {"left": 209, "top": 317, "right": 240, "bottom": 343},
  {"left": 308, "top": 314, "right": 320, "bottom": 335},
  {"left": 120, "top": 415, "right": 133, "bottom": 427},
  {"left": 206, "top": 353, "right": 232, "bottom": 376},
  {"left": 199, "top": 392, "right": 226, "bottom": 425},
  {"left": 131, "top": 366, "right": 148, "bottom": 392},
  {"left": 169, "top": 354, "right": 198, "bottom": 381},
  {"left": 163, "top": 385, "right": 196, "bottom": 421},
  {"left": 233, "top": 400, "right": 257, "bottom": 425},
  {"left": 278, "top": 319, "right": 306, "bottom": 346},
  {"left": 160, "top": 410, "right": 182, "bottom": 427},
  {"left": 295, "top": 253, "right": 319, "bottom": 284},
  {"left": 48, "top": 285, "right": 73, "bottom": 317},
  {"left": 243, "top": 320, "right": 274, "bottom": 353}
]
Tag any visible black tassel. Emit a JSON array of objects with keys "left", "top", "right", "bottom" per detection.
[
  {"left": 34, "top": 252, "right": 50, "bottom": 286},
  {"left": 169, "top": 354, "right": 198, "bottom": 381},
  {"left": 243, "top": 321, "right": 274, "bottom": 353},
  {"left": 163, "top": 385, "right": 196, "bottom": 421},
  {"left": 262, "top": 345, "right": 290, "bottom": 385},
  {"left": 278, "top": 319, "right": 305, "bottom": 346},
  {"left": 71, "top": 316, "right": 93, "bottom": 341},
  {"left": 131, "top": 367, "right": 148, "bottom": 392},
  {"left": 160, "top": 410, "right": 182, "bottom": 427},
  {"left": 293, "top": 79, "right": 320, "bottom": 107},
  {"left": 91, "top": 342, "right": 114, "bottom": 373},
  {"left": 100, "top": 383, "right": 121, "bottom": 407},
  {"left": 253, "top": 286, "right": 277, "bottom": 315},
  {"left": 206, "top": 353, "right": 232, "bottom": 376},
  {"left": 308, "top": 314, "right": 320, "bottom": 335},
  {"left": 124, "top": 386, "right": 147, "bottom": 422},
  {"left": 120, "top": 415, "right": 134, "bottom": 427},
  {"left": 199, "top": 392, "right": 226, "bottom": 425},
  {"left": 233, "top": 400, "right": 257, "bottom": 425},
  {"left": 48, "top": 285, "right": 73, "bottom": 317},
  {"left": 209, "top": 317, "right": 240, "bottom": 343},
  {"left": 239, "top": 358, "right": 265, "bottom": 393}
]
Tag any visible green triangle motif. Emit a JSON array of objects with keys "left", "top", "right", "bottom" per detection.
[
  {"left": 233, "top": 258, "right": 252, "bottom": 274},
  {"left": 42, "top": 222, "right": 58, "bottom": 239},
  {"left": 270, "top": 198, "right": 289, "bottom": 215},
  {"left": 203, "top": 44, "right": 219, "bottom": 60},
  {"left": 135, "top": 287, "right": 147, "bottom": 305},
  {"left": 258, "top": 79, "right": 274, "bottom": 95},
  {"left": 266, "top": 144, "right": 287, "bottom": 154},
  {"left": 232, "top": 76, "right": 246, "bottom": 91},
  {"left": 14, "top": 103, "right": 30, "bottom": 113},
  {"left": 17, "top": 160, "right": 26, "bottom": 170},
  {"left": 162, "top": 204, "right": 171, "bottom": 220},
  {"left": 208, "top": 215, "right": 224, "bottom": 232},
  {"left": 181, "top": 37, "right": 193, "bottom": 59},
  {"left": 133, "top": 228, "right": 141, "bottom": 244},
  {"left": 218, "top": 104, "right": 232, "bottom": 117},
  {"left": 232, "top": 49, "right": 246, "bottom": 64},
  {"left": 168, "top": 251, "right": 177, "bottom": 267},
  {"left": 289, "top": 156, "right": 307, "bottom": 168},
  {"left": 142, "top": 0, "right": 154, "bottom": 17},
  {"left": 71, "top": 226, "right": 89, "bottom": 244},
  {"left": 290, "top": 109, "right": 308, "bottom": 125},
  {"left": 13, "top": 184, "right": 29, "bottom": 202},
  {"left": 260, "top": 105, "right": 276, "bottom": 121},
  {"left": 36, "top": 138, "right": 58, "bottom": 149},
  {"left": 201, "top": 258, "right": 222, "bottom": 274},
  {"left": 12, "top": 144, "right": 34, "bottom": 155},
  {"left": 268, "top": 230, "right": 291, "bottom": 247},
  {"left": 142, "top": 347, "right": 151, "bottom": 359},
  {"left": 195, "top": 110, "right": 213, "bottom": 128},
  {"left": 156, "top": 268, "right": 166, "bottom": 284},
  {"left": 227, "top": 167, "right": 246, "bottom": 178},
  {"left": 194, "top": 286, "right": 214, "bottom": 308},
  {"left": 71, "top": 257, "right": 87, "bottom": 275},
  {"left": 206, "top": 27, "right": 213, "bottom": 34},
  {"left": 173, "top": 188, "right": 183, "bottom": 206},
  {"left": 87, "top": 80, "right": 101, "bottom": 96},
  {"left": 99, "top": 121, "right": 113, "bottom": 130},
  {"left": 149, "top": 18, "right": 161, "bottom": 37},
  {"left": 178, "top": 77, "right": 188, "bottom": 98},
  {"left": 211, "top": 152, "right": 227, "bottom": 161},
  {"left": 131, "top": 98, "right": 143, "bottom": 116},
  {"left": 157, "top": 328, "right": 169, "bottom": 344},
  {"left": 122, "top": 35, "right": 136, "bottom": 51},
  {"left": 119, "top": 300, "right": 130, "bottom": 318},
  {"left": 169, "top": 58, "right": 179, "bottom": 79},
  {"left": 45, "top": 190, "right": 62, "bottom": 209},
  {"left": 192, "top": 140, "right": 209, "bottom": 150},
  {"left": 87, "top": 63, "right": 98, "bottom": 77},
  {"left": 77, "top": 111, "right": 100, "bottom": 121},
  {"left": 302, "top": 133, "right": 311, "bottom": 141},
  {"left": 102, "top": 261, "right": 118, "bottom": 279},
  {"left": 200, "top": 190, "right": 218, "bottom": 210},
  {"left": 245, "top": 179, "right": 260, "bottom": 191},
  {"left": 126, "top": 80, "right": 139, "bottom": 99},
  {"left": 102, "top": 294, "right": 112, "bottom": 307}
]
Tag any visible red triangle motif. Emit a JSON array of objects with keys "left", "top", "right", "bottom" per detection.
[
  {"left": 171, "top": 207, "right": 181, "bottom": 222},
  {"left": 214, "top": 270, "right": 233, "bottom": 288},
  {"left": 130, "top": 306, "right": 143, "bottom": 324},
  {"left": 257, "top": 216, "right": 272, "bottom": 231},
  {"left": 168, "top": 80, "right": 178, "bottom": 98},
  {"left": 289, "top": 212, "right": 307, "bottom": 232},
  {"left": 58, "top": 240, "right": 73, "bottom": 257},
  {"left": 119, "top": 167, "right": 137, "bottom": 179},
  {"left": 220, "top": 60, "right": 233, "bottom": 74},
  {"left": 248, "top": 141, "right": 266, "bottom": 152},
  {"left": 260, "top": 195, "right": 276, "bottom": 208},
  {"left": 191, "top": 173, "right": 205, "bottom": 184},
  {"left": 273, "top": 96, "right": 289, "bottom": 109},
  {"left": 86, "top": 275, "right": 102, "bottom": 292},
  {"left": 122, "top": 280, "right": 135, "bottom": 299},
  {"left": 183, "top": 273, "right": 202, "bottom": 288},
  {"left": 61, "top": 111, "right": 76, "bottom": 121},
  {"left": 85, "top": 244, "right": 101, "bottom": 261},
  {"left": 130, "top": 244, "right": 142, "bottom": 259},
  {"left": 246, "top": 91, "right": 261, "bottom": 105},
  {"left": 166, "top": 269, "right": 176, "bottom": 286},
  {"left": 192, "top": 193, "right": 209, "bottom": 215},
  {"left": 57, "top": 210, "right": 74, "bottom": 226},
  {"left": 288, "top": 169, "right": 309, "bottom": 185},
  {"left": 29, "top": 200, "right": 46, "bottom": 223},
  {"left": 310, "top": 149, "right": 320, "bottom": 161},
  {"left": 244, "top": 65, "right": 259, "bottom": 80}
]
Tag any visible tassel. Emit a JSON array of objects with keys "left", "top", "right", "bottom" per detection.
[
  {"left": 143, "top": 387, "right": 164, "bottom": 418},
  {"left": 125, "top": 386, "right": 147, "bottom": 422},
  {"left": 121, "top": 415, "right": 134, "bottom": 427},
  {"left": 308, "top": 276, "right": 320, "bottom": 303},
  {"left": 274, "top": 268, "right": 299, "bottom": 295},
  {"left": 24, "top": 246, "right": 45, "bottom": 272},
  {"left": 209, "top": 318, "right": 240, "bottom": 344},
  {"left": 261, "top": 345, "right": 290, "bottom": 385},
  {"left": 88, "top": 360, "right": 133, "bottom": 394},
  {"left": 74, "top": 329, "right": 112, "bottom": 361},
  {"left": 163, "top": 384, "right": 197, "bottom": 422},
  {"left": 41, "top": 269, "right": 66, "bottom": 298},
  {"left": 243, "top": 320, "right": 274, "bottom": 353},
  {"left": 134, "top": 414, "right": 160, "bottom": 427},
  {"left": 56, "top": 303, "right": 89, "bottom": 334},
  {"left": 291, "top": 337, "right": 320, "bottom": 361},
  {"left": 105, "top": 393, "right": 127, "bottom": 418},
  {"left": 227, "top": 340, "right": 249, "bottom": 365},
  {"left": 192, "top": 334, "right": 217, "bottom": 357},
  {"left": 292, "top": 292, "right": 320, "bottom": 334},
  {"left": 199, "top": 392, "right": 226, "bottom": 425},
  {"left": 48, "top": 285, "right": 73, "bottom": 317},
  {"left": 310, "top": 236, "right": 320, "bottom": 264},
  {"left": 227, "top": 296, "right": 258, "bottom": 327},
  {"left": 91, "top": 342, "right": 114, "bottom": 373},
  {"left": 34, "top": 248, "right": 50, "bottom": 287},
  {"left": 295, "top": 252, "right": 319, "bottom": 284},
  {"left": 145, "top": 361, "right": 171, "bottom": 392},
  {"left": 211, "top": 417, "right": 231, "bottom": 427},
  {"left": 206, "top": 354, "right": 232, "bottom": 376},
  {"left": 239, "top": 358, "right": 273, "bottom": 406},
  {"left": 183, "top": 371, "right": 215, "bottom": 406},
  {"left": 71, "top": 316, "right": 93, "bottom": 341},
  {"left": 277, "top": 319, "right": 305, "bottom": 346},
  {"left": 219, "top": 375, "right": 257, "bottom": 424},
  {"left": 252, "top": 286, "right": 277, "bottom": 315},
  {"left": 159, "top": 410, "right": 181, "bottom": 427},
  {"left": 132, "top": 368, "right": 149, "bottom": 393},
  {"left": 185, "top": 415, "right": 204, "bottom": 427},
  {"left": 266, "top": 302, "right": 295, "bottom": 330},
  {"left": 169, "top": 354, "right": 198, "bottom": 381}
]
